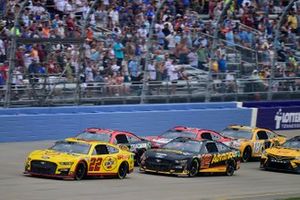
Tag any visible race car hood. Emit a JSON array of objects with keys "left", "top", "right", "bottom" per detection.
[
  {"left": 28, "top": 149, "right": 82, "bottom": 163},
  {"left": 146, "top": 136, "right": 173, "bottom": 146},
  {"left": 266, "top": 147, "right": 300, "bottom": 157},
  {"left": 145, "top": 149, "right": 193, "bottom": 160},
  {"left": 222, "top": 138, "right": 247, "bottom": 148}
]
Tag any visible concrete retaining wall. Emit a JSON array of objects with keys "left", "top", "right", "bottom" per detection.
[{"left": 0, "top": 103, "right": 252, "bottom": 142}]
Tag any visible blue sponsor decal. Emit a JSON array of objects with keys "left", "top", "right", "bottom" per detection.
[{"left": 257, "top": 107, "right": 300, "bottom": 130}]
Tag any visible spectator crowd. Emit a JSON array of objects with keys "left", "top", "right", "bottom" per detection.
[{"left": 0, "top": 0, "right": 299, "bottom": 98}]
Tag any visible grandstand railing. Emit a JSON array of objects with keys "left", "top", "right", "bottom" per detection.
[{"left": 1, "top": 71, "right": 300, "bottom": 106}]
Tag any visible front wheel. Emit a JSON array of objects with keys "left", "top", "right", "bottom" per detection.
[
  {"left": 117, "top": 162, "right": 128, "bottom": 179},
  {"left": 74, "top": 163, "right": 86, "bottom": 180},
  {"left": 188, "top": 160, "right": 199, "bottom": 177}
]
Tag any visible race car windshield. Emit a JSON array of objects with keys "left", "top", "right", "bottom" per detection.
[
  {"left": 162, "top": 140, "right": 202, "bottom": 153},
  {"left": 220, "top": 128, "right": 252, "bottom": 139},
  {"left": 161, "top": 130, "right": 197, "bottom": 139},
  {"left": 282, "top": 141, "right": 300, "bottom": 149},
  {"left": 76, "top": 132, "right": 111, "bottom": 142},
  {"left": 50, "top": 141, "right": 91, "bottom": 154}
]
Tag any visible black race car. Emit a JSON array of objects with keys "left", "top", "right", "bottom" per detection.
[{"left": 140, "top": 137, "right": 241, "bottom": 177}]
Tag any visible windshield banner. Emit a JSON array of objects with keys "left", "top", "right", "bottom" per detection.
[{"left": 256, "top": 107, "right": 300, "bottom": 130}]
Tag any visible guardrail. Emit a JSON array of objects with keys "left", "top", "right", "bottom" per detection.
[{"left": 1, "top": 72, "right": 300, "bottom": 106}]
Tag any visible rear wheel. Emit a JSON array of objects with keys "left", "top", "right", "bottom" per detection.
[
  {"left": 135, "top": 149, "right": 146, "bottom": 166},
  {"left": 188, "top": 160, "right": 199, "bottom": 177},
  {"left": 74, "top": 163, "right": 86, "bottom": 180},
  {"left": 117, "top": 162, "right": 128, "bottom": 179},
  {"left": 225, "top": 161, "right": 235, "bottom": 176},
  {"left": 242, "top": 147, "right": 252, "bottom": 162}
]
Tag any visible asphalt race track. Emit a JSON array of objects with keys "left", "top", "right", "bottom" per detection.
[{"left": 0, "top": 131, "right": 299, "bottom": 200}]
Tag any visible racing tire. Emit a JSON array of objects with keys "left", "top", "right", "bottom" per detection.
[
  {"left": 225, "top": 161, "right": 235, "bottom": 176},
  {"left": 242, "top": 146, "right": 252, "bottom": 162},
  {"left": 188, "top": 160, "right": 199, "bottom": 177},
  {"left": 117, "top": 162, "right": 128, "bottom": 179},
  {"left": 74, "top": 162, "right": 87, "bottom": 180},
  {"left": 135, "top": 149, "right": 146, "bottom": 166}
]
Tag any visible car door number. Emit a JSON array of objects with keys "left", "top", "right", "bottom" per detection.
[
  {"left": 89, "top": 158, "right": 102, "bottom": 171},
  {"left": 253, "top": 142, "right": 262, "bottom": 153}
]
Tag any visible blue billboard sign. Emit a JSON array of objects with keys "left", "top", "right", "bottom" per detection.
[{"left": 257, "top": 107, "right": 300, "bottom": 130}]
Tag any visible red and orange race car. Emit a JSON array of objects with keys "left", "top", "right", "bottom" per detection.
[
  {"left": 145, "top": 126, "right": 232, "bottom": 148},
  {"left": 67, "top": 128, "right": 151, "bottom": 165}
]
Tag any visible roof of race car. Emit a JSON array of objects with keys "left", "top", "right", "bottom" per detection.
[
  {"left": 171, "top": 137, "right": 212, "bottom": 144},
  {"left": 85, "top": 128, "right": 139, "bottom": 137},
  {"left": 65, "top": 137, "right": 115, "bottom": 146},
  {"left": 289, "top": 136, "right": 300, "bottom": 141},
  {"left": 227, "top": 125, "right": 269, "bottom": 132},
  {"left": 171, "top": 126, "right": 217, "bottom": 134}
]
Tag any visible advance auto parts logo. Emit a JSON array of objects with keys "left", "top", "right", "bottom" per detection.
[{"left": 274, "top": 109, "right": 300, "bottom": 129}]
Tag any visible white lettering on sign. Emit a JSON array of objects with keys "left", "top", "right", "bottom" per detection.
[{"left": 274, "top": 109, "right": 300, "bottom": 129}]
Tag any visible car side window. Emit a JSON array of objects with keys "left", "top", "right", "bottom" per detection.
[
  {"left": 93, "top": 145, "right": 109, "bottom": 155},
  {"left": 257, "top": 131, "right": 268, "bottom": 140},
  {"left": 205, "top": 142, "right": 219, "bottom": 153},
  {"left": 211, "top": 132, "right": 221, "bottom": 140},
  {"left": 266, "top": 131, "right": 276, "bottom": 139},
  {"left": 201, "top": 132, "right": 213, "bottom": 140},
  {"left": 107, "top": 145, "right": 119, "bottom": 154},
  {"left": 115, "top": 134, "right": 129, "bottom": 144},
  {"left": 127, "top": 135, "right": 141, "bottom": 143},
  {"left": 215, "top": 142, "right": 229, "bottom": 152}
]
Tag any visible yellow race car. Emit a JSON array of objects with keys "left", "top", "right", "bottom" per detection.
[
  {"left": 24, "top": 139, "right": 134, "bottom": 180},
  {"left": 260, "top": 136, "right": 300, "bottom": 173},
  {"left": 220, "top": 125, "right": 286, "bottom": 162}
]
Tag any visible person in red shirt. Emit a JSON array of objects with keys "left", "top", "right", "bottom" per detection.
[{"left": 0, "top": 61, "right": 9, "bottom": 82}]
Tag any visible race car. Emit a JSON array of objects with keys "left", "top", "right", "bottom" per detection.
[
  {"left": 67, "top": 128, "right": 151, "bottom": 165},
  {"left": 140, "top": 137, "right": 240, "bottom": 177},
  {"left": 145, "top": 126, "right": 232, "bottom": 148},
  {"left": 220, "top": 125, "right": 286, "bottom": 162},
  {"left": 24, "top": 139, "right": 134, "bottom": 180},
  {"left": 260, "top": 136, "right": 300, "bottom": 173}
]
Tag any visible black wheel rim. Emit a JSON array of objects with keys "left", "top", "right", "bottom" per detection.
[
  {"left": 135, "top": 156, "right": 141, "bottom": 166},
  {"left": 119, "top": 164, "right": 127, "bottom": 178},
  {"left": 76, "top": 165, "right": 85, "bottom": 180},
  {"left": 227, "top": 165, "right": 234, "bottom": 176},
  {"left": 242, "top": 149, "right": 250, "bottom": 162},
  {"left": 189, "top": 162, "right": 198, "bottom": 177}
]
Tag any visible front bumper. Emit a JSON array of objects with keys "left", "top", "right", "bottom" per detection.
[
  {"left": 140, "top": 158, "right": 189, "bottom": 176},
  {"left": 260, "top": 157, "right": 300, "bottom": 174},
  {"left": 139, "top": 166, "right": 188, "bottom": 176},
  {"left": 24, "top": 160, "right": 75, "bottom": 179},
  {"left": 24, "top": 170, "right": 75, "bottom": 180}
]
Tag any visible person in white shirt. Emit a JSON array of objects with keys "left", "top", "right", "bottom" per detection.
[
  {"left": 54, "top": 0, "right": 66, "bottom": 12},
  {"left": 165, "top": 58, "right": 178, "bottom": 94},
  {"left": 147, "top": 61, "right": 156, "bottom": 81},
  {"left": 0, "top": 39, "right": 6, "bottom": 61}
]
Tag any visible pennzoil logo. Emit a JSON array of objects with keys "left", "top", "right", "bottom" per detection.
[
  {"left": 103, "top": 156, "right": 117, "bottom": 171},
  {"left": 211, "top": 152, "right": 235, "bottom": 164}
]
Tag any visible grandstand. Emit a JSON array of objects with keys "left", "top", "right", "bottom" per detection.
[{"left": 0, "top": 0, "right": 300, "bottom": 107}]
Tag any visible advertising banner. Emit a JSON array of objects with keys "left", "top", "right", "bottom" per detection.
[{"left": 257, "top": 107, "right": 300, "bottom": 130}]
